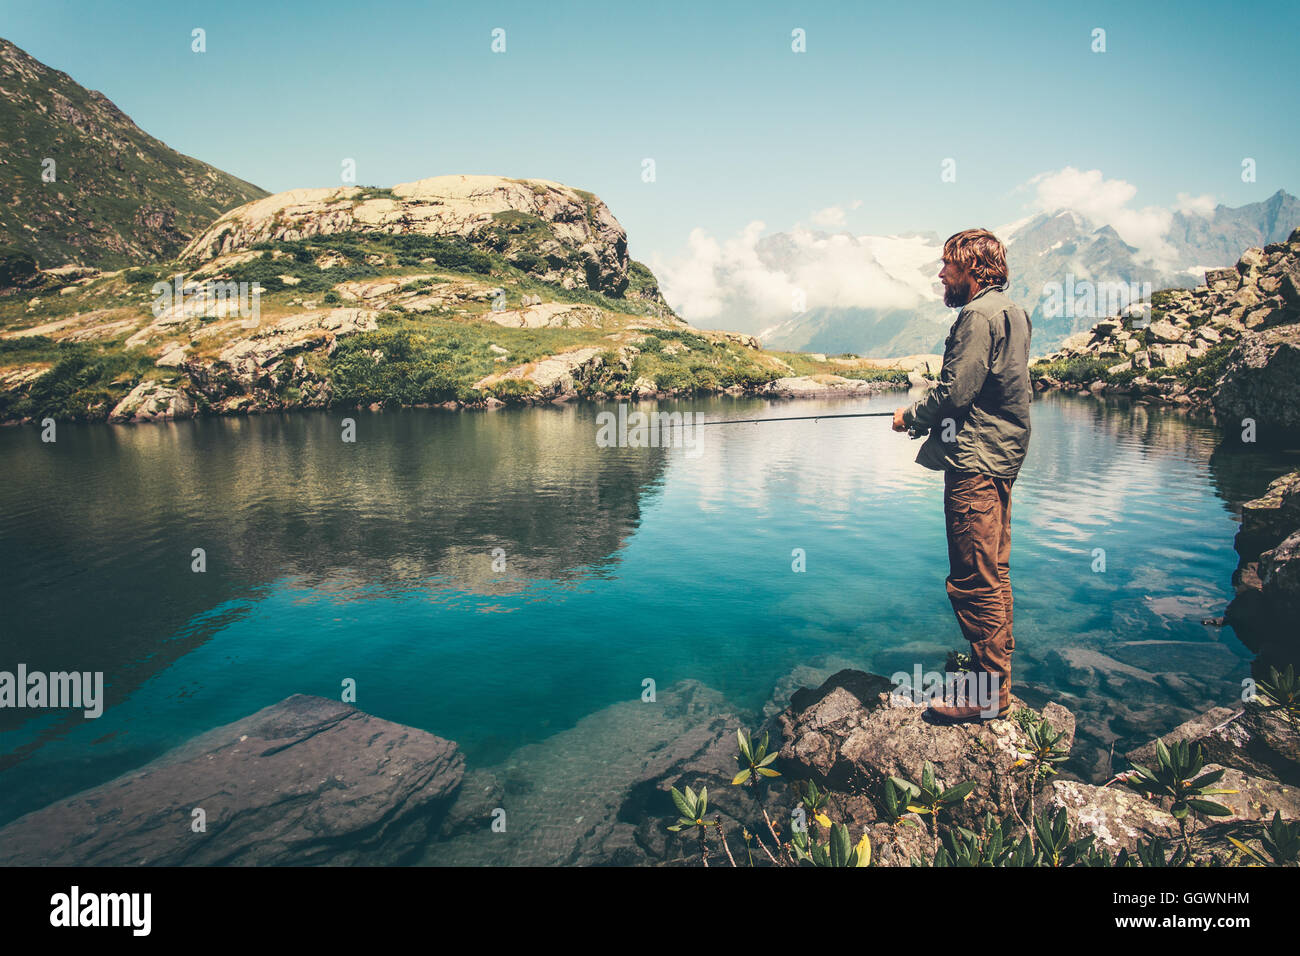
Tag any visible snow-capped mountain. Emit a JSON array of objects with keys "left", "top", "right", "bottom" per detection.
[{"left": 679, "top": 190, "right": 1298, "bottom": 358}]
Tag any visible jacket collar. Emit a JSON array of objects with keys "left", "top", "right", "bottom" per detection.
[{"left": 966, "top": 284, "right": 1002, "bottom": 306}]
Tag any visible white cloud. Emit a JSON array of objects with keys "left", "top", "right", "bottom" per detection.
[
  {"left": 654, "top": 219, "right": 939, "bottom": 328},
  {"left": 1024, "top": 167, "right": 1192, "bottom": 267},
  {"left": 1173, "top": 191, "right": 1217, "bottom": 217},
  {"left": 809, "top": 205, "right": 847, "bottom": 228},
  {"left": 805, "top": 198, "right": 863, "bottom": 229}
]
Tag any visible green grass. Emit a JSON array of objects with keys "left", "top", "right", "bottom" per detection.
[
  {"left": 0, "top": 340, "right": 160, "bottom": 422},
  {"left": 1031, "top": 337, "right": 1236, "bottom": 392},
  {"left": 1029, "top": 355, "right": 1115, "bottom": 384},
  {"left": 318, "top": 315, "right": 801, "bottom": 408}
]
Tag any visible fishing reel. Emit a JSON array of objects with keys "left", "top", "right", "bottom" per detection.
[{"left": 907, "top": 423, "right": 929, "bottom": 440}]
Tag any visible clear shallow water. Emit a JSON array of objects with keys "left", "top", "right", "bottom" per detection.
[{"left": 1, "top": 389, "right": 1297, "bottom": 831}]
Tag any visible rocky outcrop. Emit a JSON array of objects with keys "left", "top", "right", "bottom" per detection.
[
  {"left": 761, "top": 374, "right": 902, "bottom": 397},
  {"left": 0, "top": 695, "right": 464, "bottom": 865},
  {"left": 1225, "top": 469, "right": 1300, "bottom": 651},
  {"left": 771, "top": 669, "right": 1299, "bottom": 863},
  {"left": 1212, "top": 322, "right": 1300, "bottom": 437},
  {"left": 201, "top": 307, "right": 378, "bottom": 401},
  {"left": 106, "top": 308, "right": 382, "bottom": 422},
  {"left": 1031, "top": 228, "right": 1300, "bottom": 414},
  {"left": 180, "top": 175, "right": 635, "bottom": 298},
  {"left": 474, "top": 346, "right": 607, "bottom": 399},
  {"left": 772, "top": 670, "right": 1073, "bottom": 831},
  {"left": 108, "top": 379, "right": 196, "bottom": 423},
  {"left": 1131, "top": 705, "right": 1300, "bottom": 787}
]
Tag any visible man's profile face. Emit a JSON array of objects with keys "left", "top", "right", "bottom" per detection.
[{"left": 938, "top": 258, "right": 977, "bottom": 308}]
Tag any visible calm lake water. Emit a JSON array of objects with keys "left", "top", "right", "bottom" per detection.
[{"left": 2, "top": 388, "right": 1298, "bottom": 849}]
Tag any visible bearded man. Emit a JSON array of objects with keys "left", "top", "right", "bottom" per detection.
[{"left": 893, "top": 228, "right": 1032, "bottom": 723}]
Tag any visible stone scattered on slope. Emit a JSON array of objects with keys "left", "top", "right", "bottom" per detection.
[{"left": 1033, "top": 228, "right": 1300, "bottom": 416}]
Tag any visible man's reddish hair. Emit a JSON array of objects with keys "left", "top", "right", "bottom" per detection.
[{"left": 943, "top": 228, "right": 1009, "bottom": 291}]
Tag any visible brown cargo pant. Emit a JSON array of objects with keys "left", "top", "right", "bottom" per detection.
[{"left": 944, "top": 469, "right": 1015, "bottom": 690}]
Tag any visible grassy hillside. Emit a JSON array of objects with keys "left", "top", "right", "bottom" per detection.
[
  {"left": 0, "top": 37, "right": 267, "bottom": 269},
  {"left": 0, "top": 230, "right": 908, "bottom": 422}
]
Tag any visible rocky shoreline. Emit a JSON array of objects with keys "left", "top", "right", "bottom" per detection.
[
  {"left": 1, "top": 173, "right": 936, "bottom": 427},
  {"left": 3, "top": 645, "right": 1295, "bottom": 866},
  {"left": 1029, "top": 228, "right": 1300, "bottom": 440}
]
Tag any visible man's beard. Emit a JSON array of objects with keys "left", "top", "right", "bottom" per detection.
[{"left": 944, "top": 276, "right": 975, "bottom": 308}]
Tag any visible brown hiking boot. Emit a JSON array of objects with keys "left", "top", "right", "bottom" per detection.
[{"left": 927, "top": 636, "right": 1011, "bottom": 723}]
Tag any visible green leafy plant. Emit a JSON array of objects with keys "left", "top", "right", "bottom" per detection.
[
  {"left": 930, "top": 811, "right": 1015, "bottom": 867},
  {"left": 945, "top": 649, "right": 971, "bottom": 672},
  {"left": 1123, "top": 740, "right": 1236, "bottom": 821},
  {"left": 1032, "top": 807, "right": 1109, "bottom": 867},
  {"left": 878, "top": 777, "right": 920, "bottom": 830},
  {"left": 667, "top": 785, "right": 719, "bottom": 865},
  {"left": 1122, "top": 739, "right": 1238, "bottom": 856},
  {"left": 1253, "top": 664, "right": 1300, "bottom": 722},
  {"left": 792, "top": 821, "right": 870, "bottom": 867},
  {"left": 1228, "top": 811, "right": 1300, "bottom": 866},
  {"left": 794, "top": 779, "right": 832, "bottom": 832},
  {"left": 732, "top": 728, "right": 781, "bottom": 786},
  {"left": 668, "top": 784, "right": 715, "bottom": 833},
  {"left": 1015, "top": 719, "right": 1071, "bottom": 779},
  {"left": 890, "top": 762, "right": 977, "bottom": 856}
]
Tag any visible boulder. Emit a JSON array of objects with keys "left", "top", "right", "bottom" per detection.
[
  {"left": 1212, "top": 323, "right": 1300, "bottom": 438},
  {"left": 1205, "top": 268, "right": 1239, "bottom": 291},
  {"left": 1046, "top": 764, "right": 1300, "bottom": 860},
  {"left": 1257, "top": 530, "right": 1300, "bottom": 621},
  {"left": 108, "top": 380, "right": 196, "bottom": 423},
  {"left": 1124, "top": 707, "right": 1240, "bottom": 768},
  {"left": 1045, "top": 779, "right": 1181, "bottom": 854},
  {"left": 1149, "top": 343, "right": 1190, "bottom": 368},
  {"left": 1146, "top": 319, "right": 1187, "bottom": 343},
  {"left": 1281, "top": 260, "right": 1300, "bottom": 310},
  {"left": 1237, "top": 470, "right": 1300, "bottom": 557},
  {"left": 475, "top": 346, "right": 606, "bottom": 398},
  {"left": 773, "top": 669, "right": 1075, "bottom": 830},
  {"left": 1196, "top": 702, "right": 1300, "bottom": 785},
  {"left": 0, "top": 695, "right": 464, "bottom": 865}
]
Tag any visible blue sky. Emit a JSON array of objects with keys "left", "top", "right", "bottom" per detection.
[{"left": 4, "top": 0, "right": 1296, "bottom": 267}]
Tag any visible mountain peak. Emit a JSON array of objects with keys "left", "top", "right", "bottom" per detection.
[{"left": 0, "top": 37, "right": 268, "bottom": 268}]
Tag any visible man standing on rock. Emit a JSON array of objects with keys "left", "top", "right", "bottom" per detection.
[{"left": 892, "top": 228, "right": 1032, "bottom": 723}]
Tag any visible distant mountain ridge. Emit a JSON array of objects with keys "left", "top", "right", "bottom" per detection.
[
  {"left": 732, "top": 190, "right": 1300, "bottom": 358},
  {"left": 0, "top": 37, "right": 268, "bottom": 269}
]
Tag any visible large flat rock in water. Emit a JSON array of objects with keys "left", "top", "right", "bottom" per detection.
[{"left": 0, "top": 695, "right": 464, "bottom": 866}]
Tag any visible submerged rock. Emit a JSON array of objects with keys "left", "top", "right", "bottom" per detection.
[{"left": 0, "top": 694, "right": 464, "bottom": 865}]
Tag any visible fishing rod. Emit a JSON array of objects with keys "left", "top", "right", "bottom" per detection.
[
  {"left": 694, "top": 411, "right": 893, "bottom": 426},
  {"left": 661, "top": 410, "right": 928, "bottom": 437}
]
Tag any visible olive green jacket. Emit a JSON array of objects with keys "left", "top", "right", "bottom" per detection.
[{"left": 902, "top": 285, "right": 1032, "bottom": 479}]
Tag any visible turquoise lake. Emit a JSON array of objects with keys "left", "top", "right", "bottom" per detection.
[{"left": 2, "top": 388, "right": 1298, "bottom": 851}]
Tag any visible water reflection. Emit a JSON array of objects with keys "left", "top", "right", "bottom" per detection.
[{"left": 0, "top": 389, "right": 1297, "bottom": 826}]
